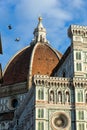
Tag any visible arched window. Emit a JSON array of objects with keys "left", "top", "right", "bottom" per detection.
[
  {"left": 66, "top": 91, "right": 70, "bottom": 103},
  {"left": 79, "top": 124, "right": 84, "bottom": 130},
  {"left": 49, "top": 90, "right": 54, "bottom": 103},
  {"left": 38, "top": 122, "right": 44, "bottom": 130},
  {"left": 78, "top": 111, "right": 84, "bottom": 120},
  {"left": 76, "top": 52, "right": 81, "bottom": 60},
  {"left": 38, "top": 90, "right": 41, "bottom": 99},
  {"left": 38, "top": 89, "right": 44, "bottom": 100},
  {"left": 77, "top": 91, "right": 83, "bottom": 102},
  {"left": 58, "top": 91, "right": 62, "bottom": 103},
  {"left": 38, "top": 109, "right": 44, "bottom": 118},
  {"left": 76, "top": 63, "right": 82, "bottom": 71}
]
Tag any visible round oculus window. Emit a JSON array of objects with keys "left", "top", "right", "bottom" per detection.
[
  {"left": 51, "top": 112, "right": 70, "bottom": 130},
  {"left": 11, "top": 98, "right": 18, "bottom": 108}
]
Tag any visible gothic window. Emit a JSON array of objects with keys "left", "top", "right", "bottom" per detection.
[
  {"left": 38, "top": 89, "right": 44, "bottom": 100},
  {"left": 49, "top": 90, "right": 54, "bottom": 103},
  {"left": 38, "top": 109, "right": 44, "bottom": 118},
  {"left": 79, "top": 123, "right": 84, "bottom": 130},
  {"left": 78, "top": 111, "right": 84, "bottom": 120},
  {"left": 76, "top": 63, "right": 82, "bottom": 71},
  {"left": 38, "top": 122, "right": 44, "bottom": 130},
  {"left": 58, "top": 91, "right": 62, "bottom": 103},
  {"left": 76, "top": 52, "right": 81, "bottom": 60},
  {"left": 66, "top": 91, "right": 70, "bottom": 103},
  {"left": 77, "top": 91, "right": 83, "bottom": 102}
]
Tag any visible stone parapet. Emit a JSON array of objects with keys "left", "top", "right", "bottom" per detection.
[{"left": 68, "top": 25, "right": 87, "bottom": 38}]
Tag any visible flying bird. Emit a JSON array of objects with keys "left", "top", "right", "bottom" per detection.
[
  {"left": 8, "top": 24, "right": 12, "bottom": 30},
  {"left": 15, "top": 37, "right": 20, "bottom": 42}
]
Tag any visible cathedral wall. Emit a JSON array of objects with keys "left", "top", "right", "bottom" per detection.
[
  {"left": 0, "top": 92, "right": 26, "bottom": 130},
  {"left": 56, "top": 49, "right": 74, "bottom": 78},
  {"left": 34, "top": 75, "right": 76, "bottom": 130},
  {"left": 10, "top": 86, "right": 35, "bottom": 130},
  {"left": 73, "top": 78, "right": 87, "bottom": 130}
]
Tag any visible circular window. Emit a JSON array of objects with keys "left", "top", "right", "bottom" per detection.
[
  {"left": 51, "top": 112, "right": 70, "bottom": 130},
  {"left": 11, "top": 99, "right": 18, "bottom": 108}
]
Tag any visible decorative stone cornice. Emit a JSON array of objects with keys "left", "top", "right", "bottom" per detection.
[
  {"left": 33, "top": 75, "right": 72, "bottom": 87},
  {"left": 73, "top": 77, "right": 87, "bottom": 87},
  {"left": 0, "top": 82, "right": 27, "bottom": 97},
  {"left": 68, "top": 25, "right": 87, "bottom": 38},
  {"left": 33, "top": 75, "right": 87, "bottom": 89}
]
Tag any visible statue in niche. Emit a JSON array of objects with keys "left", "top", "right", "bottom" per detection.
[
  {"left": 50, "top": 91, "right": 54, "bottom": 103},
  {"left": 58, "top": 91, "right": 62, "bottom": 103},
  {"left": 66, "top": 92, "right": 70, "bottom": 103}
]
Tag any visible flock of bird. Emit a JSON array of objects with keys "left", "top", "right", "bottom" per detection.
[{"left": 8, "top": 24, "right": 20, "bottom": 42}]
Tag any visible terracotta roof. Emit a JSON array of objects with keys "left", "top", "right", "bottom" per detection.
[
  {"left": 3, "top": 42, "right": 62, "bottom": 86},
  {"left": 3, "top": 45, "right": 34, "bottom": 85},
  {"left": 32, "top": 43, "right": 61, "bottom": 76}
]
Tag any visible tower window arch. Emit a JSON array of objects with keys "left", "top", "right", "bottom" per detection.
[
  {"left": 38, "top": 109, "right": 44, "bottom": 118},
  {"left": 38, "top": 122, "right": 44, "bottom": 130},
  {"left": 78, "top": 111, "right": 84, "bottom": 120},
  {"left": 76, "top": 52, "right": 81, "bottom": 60},
  {"left": 79, "top": 124, "right": 84, "bottom": 130},
  {"left": 38, "top": 89, "right": 44, "bottom": 100},
  {"left": 76, "top": 63, "right": 82, "bottom": 71},
  {"left": 77, "top": 91, "right": 83, "bottom": 102}
]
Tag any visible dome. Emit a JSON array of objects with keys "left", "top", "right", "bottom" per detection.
[
  {"left": 2, "top": 17, "right": 62, "bottom": 86},
  {"left": 3, "top": 42, "right": 62, "bottom": 86}
]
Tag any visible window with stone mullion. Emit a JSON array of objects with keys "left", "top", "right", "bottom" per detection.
[
  {"left": 76, "top": 52, "right": 81, "bottom": 60},
  {"left": 77, "top": 91, "right": 83, "bottom": 102},
  {"left": 79, "top": 123, "right": 84, "bottom": 130},
  {"left": 38, "top": 122, "right": 44, "bottom": 130}
]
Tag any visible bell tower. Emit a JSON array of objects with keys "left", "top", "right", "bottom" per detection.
[{"left": 68, "top": 25, "right": 87, "bottom": 78}]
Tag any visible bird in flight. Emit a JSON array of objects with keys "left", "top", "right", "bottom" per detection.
[
  {"left": 8, "top": 24, "right": 12, "bottom": 30},
  {"left": 15, "top": 37, "right": 20, "bottom": 42}
]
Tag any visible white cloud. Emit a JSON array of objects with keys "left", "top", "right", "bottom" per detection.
[
  {"left": 72, "top": 0, "right": 84, "bottom": 8},
  {"left": 0, "top": 0, "right": 87, "bottom": 70},
  {"left": 14, "top": 0, "right": 72, "bottom": 22}
]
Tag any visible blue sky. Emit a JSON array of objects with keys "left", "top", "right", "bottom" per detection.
[{"left": 0, "top": 0, "right": 87, "bottom": 70}]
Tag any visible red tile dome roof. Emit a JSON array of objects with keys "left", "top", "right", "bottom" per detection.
[{"left": 3, "top": 42, "right": 62, "bottom": 86}]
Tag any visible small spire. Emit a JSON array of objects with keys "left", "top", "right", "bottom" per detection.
[
  {"left": 38, "top": 16, "right": 42, "bottom": 22},
  {"left": 33, "top": 17, "right": 47, "bottom": 43},
  {"left": 37, "top": 16, "right": 43, "bottom": 29}
]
